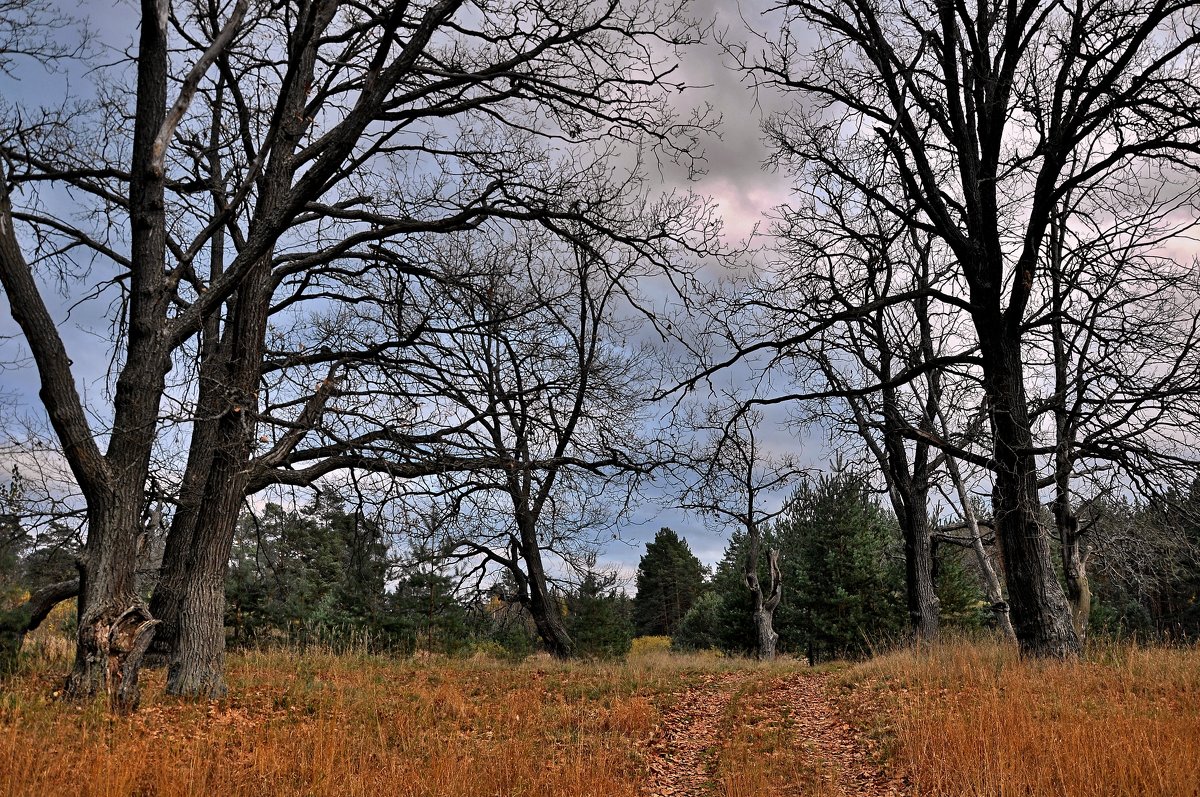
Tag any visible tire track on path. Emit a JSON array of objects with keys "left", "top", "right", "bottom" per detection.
[
  {"left": 641, "top": 671, "right": 742, "bottom": 797},
  {"left": 775, "top": 672, "right": 906, "bottom": 796},
  {"left": 639, "top": 668, "right": 905, "bottom": 797}
]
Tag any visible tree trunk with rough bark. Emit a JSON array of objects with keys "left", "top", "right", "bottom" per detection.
[
  {"left": 146, "top": 93, "right": 229, "bottom": 666},
  {"left": 900, "top": 502, "right": 940, "bottom": 643},
  {"left": 745, "top": 523, "right": 782, "bottom": 661},
  {"left": 157, "top": 10, "right": 322, "bottom": 692},
  {"left": 753, "top": 605, "right": 779, "bottom": 660},
  {"left": 526, "top": 574, "right": 573, "bottom": 659},
  {"left": 517, "top": 515, "right": 574, "bottom": 658},
  {"left": 977, "top": 318, "right": 1081, "bottom": 658},
  {"left": 146, "top": 352, "right": 226, "bottom": 666},
  {"left": 164, "top": 261, "right": 274, "bottom": 697},
  {"left": 0, "top": 0, "right": 180, "bottom": 708},
  {"left": 1059, "top": 514, "right": 1092, "bottom": 641}
]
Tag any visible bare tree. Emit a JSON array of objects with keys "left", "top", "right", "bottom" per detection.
[
  {"left": 933, "top": 407, "right": 1016, "bottom": 641},
  {"left": 3, "top": 0, "right": 716, "bottom": 699},
  {"left": 715, "top": 0, "right": 1200, "bottom": 656},
  {"left": 755, "top": 180, "right": 966, "bottom": 643},
  {"left": 373, "top": 222, "right": 671, "bottom": 657},
  {"left": 1032, "top": 180, "right": 1200, "bottom": 640},
  {"left": 1, "top": 0, "right": 248, "bottom": 707},
  {"left": 678, "top": 409, "right": 799, "bottom": 660}
]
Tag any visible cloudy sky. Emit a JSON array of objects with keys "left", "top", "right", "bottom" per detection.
[{"left": 0, "top": 0, "right": 824, "bottom": 580}]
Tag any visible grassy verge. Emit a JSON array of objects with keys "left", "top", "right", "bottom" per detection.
[
  {"left": 838, "top": 640, "right": 1200, "bottom": 797},
  {"left": 5, "top": 637, "right": 1198, "bottom": 796}
]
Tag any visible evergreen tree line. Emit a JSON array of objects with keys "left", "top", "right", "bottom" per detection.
[
  {"left": 634, "top": 473, "right": 1200, "bottom": 662},
  {"left": 4, "top": 472, "right": 1198, "bottom": 665},
  {"left": 221, "top": 499, "right": 634, "bottom": 659},
  {"left": 2, "top": 491, "right": 637, "bottom": 662}
]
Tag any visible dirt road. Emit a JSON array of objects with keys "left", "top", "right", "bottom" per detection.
[{"left": 640, "top": 669, "right": 906, "bottom": 797}]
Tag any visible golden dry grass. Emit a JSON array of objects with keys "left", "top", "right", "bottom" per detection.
[
  {"left": 0, "top": 643, "right": 742, "bottom": 797},
  {"left": 841, "top": 640, "right": 1200, "bottom": 797},
  {"left": 4, "top": 636, "right": 1199, "bottom": 797}
]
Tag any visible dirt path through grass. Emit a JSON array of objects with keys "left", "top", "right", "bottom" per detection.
[
  {"left": 642, "top": 671, "right": 741, "bottom": 796},
  {"left": 772, "top": 672, "right": 905, "bottom": 797},
  {"left": 641, "top": 669, "right": 903, "bottom": 797}
]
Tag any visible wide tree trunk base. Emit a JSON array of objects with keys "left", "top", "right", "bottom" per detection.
[
  {"left": 536, "top": 624, "right": 574, "bottom": 659},
  {"left": 65, "top": 603, "right": 159, "bottom": 712},
  {"left": 1015, "top": 614, "right": 1081, "bottom": 659},
  {"left": 530, "top": 608, "right": 574, "bottom": 659},
  {"left": 165, "top": 583, "right": 230, "bottom": 699},
  {"left": 166, "top": 661, "right": 228, "bottom": 699},
  {"left": 911, "top": 608, "right": 940, "bottom": 646}
]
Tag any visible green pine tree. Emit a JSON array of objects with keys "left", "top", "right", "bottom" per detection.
[
  {"left": 633, "top": 527, "right": 707, "bottom": 636},
  {"left": 566, "top": 571, "right": 633, "bottom": 659},
  {"left": 778, "top": 473, "right": 907, "bottom": 662}
]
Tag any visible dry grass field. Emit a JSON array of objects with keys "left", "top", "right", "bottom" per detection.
[
  {"left": 840, "top": 641, "right": 1200, "bottom": 797},
  {"left": 1, "top": 635, "right": 1198, "bottom": 796},
  {"left": 1, "top": 645, "right": 700, "bottom": 797}
]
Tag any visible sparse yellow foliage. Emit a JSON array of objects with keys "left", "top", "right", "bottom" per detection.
[{"left": 629, "top": 635, "right": 671, "bottom": 657}]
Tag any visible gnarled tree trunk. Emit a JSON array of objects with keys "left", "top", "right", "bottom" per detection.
[
  {"left": 746, "top": 538, "right": 781, "bottom": 661},
  {"left": 163, "top": 263, "right": 274, "bottom": 698},
  {"left": 1059, "top": 512, "right": 1092, "bottom": 641},
  {"left": 517, "top": 516, "right": 573, "bottom": 658}
]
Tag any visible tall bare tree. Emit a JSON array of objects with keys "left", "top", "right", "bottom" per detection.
[
  {"left": 1032, "top": 176, "right": 1200, "bottom": 640},
  {"left": 388, "top": 222, "right": 670, "bottom": 657},
  {"left": 678, "top": 409, "right": 799, "bottom": 660},
  {"left": 1, "top": 0, "right": 248, "bottom": 707},
  {"left": 3, "top": 0, "right": 716, "bottom": 699},
  {"left": 718, "top": 0, "right": 1200, "bottom": 656}
]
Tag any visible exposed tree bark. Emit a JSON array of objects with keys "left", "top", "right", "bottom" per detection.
[
  {"left": 60, "top": 0, "right": 174, "bottom": 703},
  {"left": 976, "top": 317, "right": 1080, "bottom": 657},
  {"left": 2, "top": 0, "right": 166, "bottom": 706},
  {"left": 745, "top": 535, "right": 781, "bottom": 660},
  {"left": 146, "top": 68, "right": 230, "bottom": 668},
  {"left": 893, "top": 484, "right": 939, "bottom": 642},
  {"left": 518, "top": 514, "right": 574, "bottom": 658},
  {"left": 1, "top": 0, "right": 246, "bottom": 708},
  {"left": 155, "top": 0, "right": 340, "bottom": 698}
]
